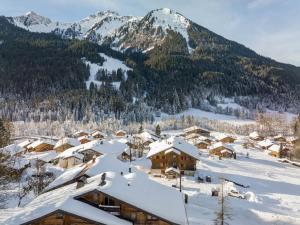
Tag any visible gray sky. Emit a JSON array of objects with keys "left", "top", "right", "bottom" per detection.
[{"left": 1, "top": 0, "right": 300, "bottom": 66}]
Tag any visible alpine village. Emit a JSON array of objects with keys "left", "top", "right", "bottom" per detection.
[{"left": 0, "top": 3, "right": 300, "bottom": 225}]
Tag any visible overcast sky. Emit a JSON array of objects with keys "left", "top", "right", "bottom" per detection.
[{"left": 1, "top": 0, "right": 299, "bottom": 66}]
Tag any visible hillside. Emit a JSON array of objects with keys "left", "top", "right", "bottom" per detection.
[{"left": 1, "top": 8, "right": 300, "bottom": 122}]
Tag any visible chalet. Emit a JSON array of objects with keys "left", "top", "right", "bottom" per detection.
[
  {"left": 268, "top": 144, "right": 290, "bottom": 158},
  {"left": 73, "top": 130, "right": 90, "bottom": 138},
  {"left": 58, "top": 153, "right": 84, "bottom": 169},
  {"left": 91, "top": 130, "right": 106, "bottom": 139},
  {"left": 5, "top": 172, "right": 188, "bottom": 225},
  {"left": 183, "top": 126, "right": 210, "bottom": 137},
  {"left": 134, "top": 131, "right": 160, "bottom": 147},
  {"left": 209, "top": 142, "right": 235, "bottom": 158},
  {"left": 274, "top": 134, "right": 287, "bottom": 143},
  {"left": 27, "top": 139, "right": 55, "bottom": 152},
  {"left": 77, "top": 140, "right": 128, "bottom": 162},
  {"left": 212, "top": 133, "right": 236, "bottom": 144},
  {"left": 194, "top": 140, "right": 209, "bottom": 149},
  {"left": 46, "top": 154, "right": 130, "bottom": 192},
  {"left": 147, "top": 137, "right": 200, "bottom": 175},
  {"left": 258, "top": 139, "right": 273, "bottom": 150},
  {"left": 26, "top": 150, "right": 58, "bottom": 165},
  {"left": 115, "top": 130, "right": 127, "bottom": 137},
  {"left": 249, "top": 131, "right": 264, "bottom": 141},
  {"left": 184, "top": 133, "right": 200, "bottom": 142},
  {"left": 287, "top": 136, "right": 299, "bottom": 145},
  {"left": 54, "top": 137, "right": 80, "bottom": 152},
  {"left": 78, "top": 135, "right": 94, "bottom": 144}
]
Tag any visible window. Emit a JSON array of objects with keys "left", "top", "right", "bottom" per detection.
[{"left": 147, "top": 215, "right": 158, "bottom": 220}]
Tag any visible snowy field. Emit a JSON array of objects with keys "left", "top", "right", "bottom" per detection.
[
  {"left": 158, "top": 108, "right": 257, "bottom": 125},
  {"left": 85, "top": 53, "right": 132, "bottom": 90},
  {"left": 151, "top": 143, "right": 300, "bottom": 225}
]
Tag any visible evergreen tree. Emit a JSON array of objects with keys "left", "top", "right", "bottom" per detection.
[
  {"left": 138, "top": 124, "right": 143, "bottom": 134},
  {"left": 0, "top": 118, "right": 11, "bottom": 148}
]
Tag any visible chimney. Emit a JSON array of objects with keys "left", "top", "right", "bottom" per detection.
[
  {"left": 99, "top": 172, "right": 106, "bottom": 186},
  {"left": 76, "top": 177, "right": 87, "bottom": 189},
  {"left": 92, "top": 155, "right": 96, "bottom": 163},
  {"left": 185, "top": 194, "right": 188, "bottom": 204}
]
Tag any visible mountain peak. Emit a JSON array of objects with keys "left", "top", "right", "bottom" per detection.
[{"left": 17, "top": 11, "right": 52, "bottom": 26}]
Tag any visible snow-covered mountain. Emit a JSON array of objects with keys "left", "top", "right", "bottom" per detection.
[
  {"left": 110, "top": 8, "right": 194, "bottom": 52},
  {"left": 10, "top": 8, "right": 195, "bottom": 52},
  {"left": 10, "top": 10, "right": 139, "bottom": 43}
]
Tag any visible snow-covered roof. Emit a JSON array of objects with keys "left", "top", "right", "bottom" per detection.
[
  {"left": 183, "top": 126, "right": 209, "bottom": 133},
  {"left": 27, "top": 139, "right": 55, "bottom": 149},
  {"left": 0, "top": 144, "right": 24, "bottom": 156},
  {"left": 56, "top": 140, "right": 128, "bottom": 159},
  {"left": 147, "top": 136, "right": 200, "bottom": 160},
  {"left": 45, "top": 164, "right": 85, "bottom": 191},
  {"left": 268, "top": 144, "right": 281, "bottom": 152},
  {"left": 91, "top": 130, "right": 106, "bottom": 137},
  {"left": 56, "top": 146, "right": 84, "bottom": 160},
  {"left": 211, "top": 133, "right": 235, "bottom": 141},
  {"left": 78, "top": 135, "right": 94, "bottom": 141},
  {"left": 210, "top": 141, "right": 224, "bottom": 149},
  {"left": 6, "top": 171, "right": 187, "bottom": 225},
  {"left": 220, "top": 149, "right": 233, "bottom": 154},
  {"left": 6, "top": 156, "right": 30, "bottom": 170},
  {"left": 17, "top": 140, "right": 32, "bottom": 148},
  {"left": 25, "top": 150, "right": 58, "bottom": 162},
  {"left": 165, "top": 167, "right": 180, "bottom": 174},
  {"left": 54, "top": 137, "right": 80, "bottom": 149},
  {"left": 77, "top": 140, "right": 128, "bottom": 155},
  {"left": 134, "top": 131, "right": 159, "bottom": 142},
  {"left": 249, "top": 131, "right": 261, "bottom": 139},
  {"left": 85, "top": 154, "right": 130, "bottom": 177},
  {"left": 258, "top": 139, "right": 273, "bottom": 148},
  {"left": 5, "top": 174, "right": 132, "bottom": 225}
]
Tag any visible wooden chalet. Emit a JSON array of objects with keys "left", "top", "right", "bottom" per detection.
[
  {"left": 147, "top": 137, "right": 200, "bottom": 174},
  {"left": 274, "top": 135, "right": 287, "bottom": 143},
  {"left": 54, "top": 137, "right": 80, "bottom": 153},
  {"left": 58, "top": 153, "right": 84, "bottom": 169},
  {"left": 27, "top": 139, "right": 55, "bottom": 152},
  {"left": 249, "top": 131, "right": 264, "bottom": 141},
  {"left": 209, "top": 142, "right": 235, "bottom": 158},
  {"left": 78, "top": 135, "right": 94, "bottom": 144},
  {"left": 213, "top": 133, "right": 236, "bottom": 144},
  {"left": 183, "top": 126, "right": 210, "bottom": 137},
  {"left": 5, "top": 172, "right": 188, "bottom": 225},
  {"left": 268, "top": 144, "right": 290, "bottom": 158},
  {"left": 91, "top": 130, "right": 106, "bottom": 139},
  {"left": 115, "top": 130, "right": 127, "bottom": 138},
  {"left": 73, "top": 130, "right": 90, "bottom": 138}
]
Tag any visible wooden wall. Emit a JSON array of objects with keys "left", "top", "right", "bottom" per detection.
[
  {"left": 80, "top": 191, "right": 172, "bottom": 225},
  {"left": 150, "top": 151, "right": 196, "bottom": 172}
]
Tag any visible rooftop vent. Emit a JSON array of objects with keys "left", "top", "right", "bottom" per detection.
[
  {"left": 76, "top": 176, "right": 87, "bottom": 189},
  {"left": 99, "top": 172, "right": 106, "bottom": 186}
]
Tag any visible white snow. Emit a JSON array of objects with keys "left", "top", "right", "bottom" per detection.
[
  {"left": 54, "top": 137, "right": 80, "bottom": 149},
  {"left": 85, "top": 53, "right": 132, "bottom": 90},
  {"left": 150, "top": 8, "right": 193, "bottom": 53},
  {"left": 158, "top": 108, "right": 256, "bottom": 125},
  {"left": 148, "top": 136, "right": 200, "bottom": 160},
  {"left": 0, "top": 144, "right": 24, "bottom": 156}
]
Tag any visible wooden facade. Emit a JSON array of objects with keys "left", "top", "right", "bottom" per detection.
[
  {"left": 79, "top": 137, "right": 92, "bottom": 144},
  {"left": 80, "top": 149, "right": 102, "bottom": 162},
  {"left": 149, "top": 150, "right": 196, "bottom": 173},
  {"left": 184, "top": 127, "right": 210, "bottom": 137},
  {"left": 58, "top": 156, "right": 83, "bottom": 169},
  {"left": 115, "top": 130, "right": 127, "bottom": 137},
  {"left": 22, "top": 210, "right": 102, "bottom": 225},
  {"left": 195, "top": 141, "right": 209, "bottom": 149},
  {"left": 77, "top": 191, "right": 173, "bottom": 225},
  {"left": 210, "top": 146, "right": 233, "bottom": 158},
  {"left": 219, "top": 137, "right": 235, "bottom": 144},
  {"left": 54, "top": 143, "right": 73, "bottom": 153},
  {"left": 28, "top": 143, "right": 54, "bottom": 153}
]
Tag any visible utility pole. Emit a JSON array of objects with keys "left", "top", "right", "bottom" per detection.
[{"left": 179, "top": 172, "right": 182, "bottom": 192}]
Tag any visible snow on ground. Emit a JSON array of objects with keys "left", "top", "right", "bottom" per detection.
[
  {"left": 157, "top": 108, "right": 256, "bottom": 125},
  {"left": 151, "top": 143, "right": 300, "bottom": 225},
  {"left": 85, "top": 53, "right": 132, "bottom": 90}
]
